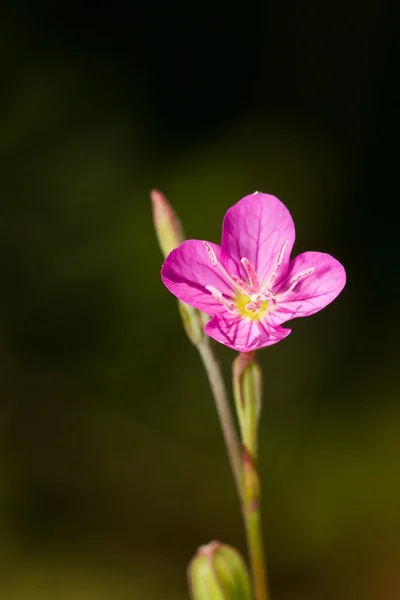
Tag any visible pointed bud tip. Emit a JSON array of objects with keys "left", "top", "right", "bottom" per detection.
[
  {"left": 150, "top": 188, "right": 185, "bottom": 257},
  {"left": 196, "top": 540, "right": 221, "bottom": 556},
  {"left": 150, "top": 187, "right": 164, "bottom": 205},
  {"left": 150, "top": 188, "right": 170, "bottom": 219}
]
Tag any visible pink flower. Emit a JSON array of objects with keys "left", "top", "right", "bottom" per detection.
[{"left": 161, "top": 193, "right": 346, "bottom": 351}]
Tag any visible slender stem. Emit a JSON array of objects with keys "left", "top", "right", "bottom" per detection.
[
  {"left": 197, "top": 339, "right": 269, "bottom": 599},
  {"left": 243, "top": 452, "right": 269, "bottom": 600},
  {"left": 197, "top": 338, "right": 244, "bottom": 503}
]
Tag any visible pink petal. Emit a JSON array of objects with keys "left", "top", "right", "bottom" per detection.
[
  {"left": 270, "top": 251, "right": 346, "bottom": 324},
  {"left": 161, "top": 239, "right": 241, "bottom": 314},
  {"left": 221, "top": 193, "right": 296, "bottom": 283},
  {"left": 204, "top": 314, "right": 291, "bottom": 351}
]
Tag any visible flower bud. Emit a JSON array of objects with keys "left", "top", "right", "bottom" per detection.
[
  {"left": 150, "top": 188, "right": 185, "bottom": 258},
  {"left": 188, "top": 541, "right": 252, "bottom": 600},
  {"left": 151, "top": 189, "right": 206, "bottom": 346},
  {"left": 233, "top": 352, "right": 262, "bottom": 459}
]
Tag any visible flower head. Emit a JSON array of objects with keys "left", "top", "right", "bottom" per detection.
[
  {"left": 161, "top": 193, "right": 346, "bottom": 351},
  {"left": 188, "top": 541, "right": 252, "bottom": 600}
]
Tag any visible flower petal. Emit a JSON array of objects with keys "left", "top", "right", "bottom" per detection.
[
  {"left": 221, "top": 193, "right": 296, "bottom": 283},
  {"left": 270, "top": 251, "right": 346, "bottom": 324},
  {"left": 204, "top": 315, "right": 291, "bottom": 351},
  {"left": 161, "top": 239, "right": 241, "bottom": 314}
]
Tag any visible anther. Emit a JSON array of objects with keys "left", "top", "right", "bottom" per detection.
[
  {"left": 231, "top": 275, "right": 253, "bottom": 296},
  {"left": 245, "top": 293, "right": 267, "bottom": 312},
  {"left": 203, "top": 241, "right": 217, "bottom": 265},
  {"left": 245, "top": 299, "right": 262, "bottom": 312},
  {"left": 245, "top": 301, "right": 258, "bottom": 311},
  {"left": 241, "top": 257, "right": 261, "bottom": 293}
]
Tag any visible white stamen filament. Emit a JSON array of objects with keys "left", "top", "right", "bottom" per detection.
[
  {"left": 276, "top": 268, "right": 315, "bottom": 299},
  {"left": 277, "top": 240, "right": 289, "bottom": 267},
  {"left": 203, "top": 241, "right": 237, "bottom": 291},
  {"left": 263, "top": 239, "right": 289, "bottom": 292},
  {"left": 206, "top": 285, "right": 236, "bottom": 313}
]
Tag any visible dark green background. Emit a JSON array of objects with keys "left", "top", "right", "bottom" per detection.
[{"left": 1, "top": 2, "right": 399, "bottom": 598}]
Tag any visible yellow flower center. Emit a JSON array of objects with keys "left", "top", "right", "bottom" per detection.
[{"left": 235, "top": 292, "right": 269, "bottom": 320}]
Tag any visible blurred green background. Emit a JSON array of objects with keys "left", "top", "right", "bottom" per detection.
[{"left": 1, "top": 2, "right": 399, "bottom": 599}]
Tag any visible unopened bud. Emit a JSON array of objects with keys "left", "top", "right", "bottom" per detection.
[
  {"left": 150, "top": 189, "right": 185, "bottom": 258},
  {"left": 188, "top": 541, "right": 252, "bottom": 600},
  {"left": 233, "top": 352, "right": 262, "bottom": 458},
  {"left": 151, "top": 189, "right": 206, "bottom": 346}
]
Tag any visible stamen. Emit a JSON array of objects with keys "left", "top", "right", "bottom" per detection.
[
  {"left": 231, "top": 275, "right": 254, "bottom": 296},
  {"left": 245, "top": 300, "right": 259, "bottom": 311},
  {"left": 277, "top": 267, "right": 315, "bottom": 298},
  {"left": 241, "top": 258, "right": 261, "bottom": 293},
  {"left": 203, "top": 241, "right": 218, "bottom": 265},
  {"left": 205, "top": 285, "right": 237, "bottom": 313},
  {"left": 245, "top": 293, "right": 267, "bottom": 312},
  {"left": 277, "top": 240, "right": 289, "bottom": 267},
  {"left": 202, "top": 241, "right": 237, "bottom": 291},
  {"left": 263, "top": 240, "right": 289, "bottom": 292}
]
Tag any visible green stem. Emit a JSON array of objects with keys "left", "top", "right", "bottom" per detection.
[
  {"left": 243, "top": 450, "right": 269, "bottom": 600},
  {"left": 197, "top": 338, "right": 244, "bottom": 503}
]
